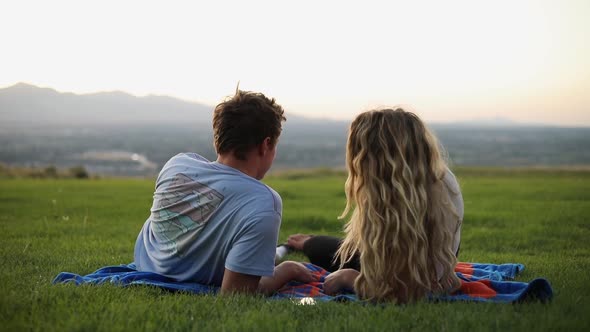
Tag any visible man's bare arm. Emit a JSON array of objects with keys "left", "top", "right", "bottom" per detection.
[
  {"left": 220, "top": 269, "right": 261, "bottom": 295},
  {"left": 220, "top": 262, "right": 316, "bottom": 296}
]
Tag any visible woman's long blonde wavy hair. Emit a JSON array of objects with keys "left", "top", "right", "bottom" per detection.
[{"left": 336, "top": 108, "right": 461, "bottom": 303}]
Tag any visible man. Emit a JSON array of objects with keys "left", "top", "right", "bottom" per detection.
[{"left": 134, "top": 90, "right": 311, "bottom": 294}]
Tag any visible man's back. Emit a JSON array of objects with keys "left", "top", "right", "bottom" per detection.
[{"left": 134, "top": 153, "right": 282, "bottom": 286}]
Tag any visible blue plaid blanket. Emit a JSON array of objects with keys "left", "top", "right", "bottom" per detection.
[{"left": 53, "top": 262, "right": 552, "bottom": 303}]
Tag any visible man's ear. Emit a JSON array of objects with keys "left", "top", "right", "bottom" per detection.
[{"left": 258, "top": 137, "right": 273, "bottom": 156}]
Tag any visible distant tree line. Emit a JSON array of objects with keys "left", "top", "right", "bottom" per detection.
[{"left": 0, "top": 163, "right": 91, "bottom": 179}]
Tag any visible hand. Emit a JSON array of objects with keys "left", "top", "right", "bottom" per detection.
[
  {"left": 323, "top": 268, "right": 359, "bottom": 295},
  {"left": 286, "top": 234, "right": 313, "bottom": 251},
  {"left": 258, "top": 261, "right": 316, "bottom": 295},
  {"left": 277, "top": 261, "right": 316, "bottom": 283}
]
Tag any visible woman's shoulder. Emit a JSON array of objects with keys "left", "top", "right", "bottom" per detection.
[
  {"left": 442, "top": 168, "right": 460, "bottom": 193},
  {"left": 441, "top": 167, "right": 464, "bottom": 220}
]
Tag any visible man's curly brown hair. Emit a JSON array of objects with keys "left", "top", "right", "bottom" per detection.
[{"left": 213, "top": 90, "right": 286, "bottom": 160}]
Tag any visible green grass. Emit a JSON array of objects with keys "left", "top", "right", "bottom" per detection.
[{"left": 1, "top": 169, "right": 589, "bottom": 331}]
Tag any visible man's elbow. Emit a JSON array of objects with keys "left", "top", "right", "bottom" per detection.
[{"left": 220, "top": 268, "right": 262, "bottom": 295}]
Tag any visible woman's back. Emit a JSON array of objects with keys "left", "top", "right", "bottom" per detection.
[{"left": 336, "top": 108, "right": 462, "bottom": 303}]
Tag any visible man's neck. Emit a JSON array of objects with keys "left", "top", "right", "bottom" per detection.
[{"left": 216, "top": 154, "right": 260, "bottom": 180}]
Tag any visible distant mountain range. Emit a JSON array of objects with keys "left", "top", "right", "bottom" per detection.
[
  {"left": 0, "top": 83, "right": 214, "bottom": 126},
  {"left": 0, "top": 83, "right": 326, "bottom": 127},
  {"left": 0, "top": 82, "right": 559, "bottom": 128}
]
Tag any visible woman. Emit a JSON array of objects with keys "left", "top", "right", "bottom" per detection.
[{"left": 287, "top": 108, "right": 464, "bottom": 303}]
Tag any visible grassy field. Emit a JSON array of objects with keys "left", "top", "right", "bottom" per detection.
[{"left": 1, "top": 168, "right": 589, "bottom": 331}]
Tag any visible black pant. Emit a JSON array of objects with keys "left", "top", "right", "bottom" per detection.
[
  {"left": 301, "top": 235, "right": 460, "bottom": 273},
  {"left": 301, "top": 235, "right": 360, "bottom": 272}
]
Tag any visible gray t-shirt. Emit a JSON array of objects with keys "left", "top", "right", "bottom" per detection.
[
  {"left": 443, "top": 168, "right": 464, "bottom": 255},
  {"left": 134, "top": 153, "right": 282, "bottom": 286},
  {"left": 432, "top": 168, "right": 464, "bottom": 280}
]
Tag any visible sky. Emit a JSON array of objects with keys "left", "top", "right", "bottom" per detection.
[{"left": 1, "top": 0, "right": 589, "bottom": 125}]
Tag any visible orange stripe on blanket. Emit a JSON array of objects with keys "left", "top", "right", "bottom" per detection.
[
  {"left": 455, "top": 262, "right": 474, "bottom": 275},
  {"left": 308, "top": 282, "right": 322, "bottom": 297},
  {"left": 459, "top": 279, "right": 497, "bottom": 298},
  {"left": 306, "top": 270, "right": 326, "bottom": 297}
]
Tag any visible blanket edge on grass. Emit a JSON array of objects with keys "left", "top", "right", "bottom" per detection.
[{"left": 52, "top": 262, "right": 552, "bottom": 303}]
